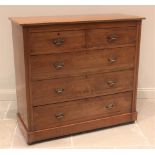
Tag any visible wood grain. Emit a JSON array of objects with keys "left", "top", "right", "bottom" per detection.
[
  {"left": 28, "top": 21, "right": 138, "bottom": 33},
  {"left": 11, "top": 23, "right": 30, "bottom": 128},
  {"left": 29, "top": 30, "right": 85, "bottom": 54},
  {"left": 31, "top": 70, "right": 133, "bottom": 106},
  {"left": 30, "top": 46, "right": 135, "bottom": 80},
  {"left": 33, "top": 92, "right": 132, "bottom": 130},
  {"left": 17, "top": 112, "right": 137, "bottom": 144},
  {"left": 9, "top": 14, "right": 145, "bottom": 26},
  {"left": 131, "top": 21, "right": 142, "bottom": 115},
  {"left": 87, "top": 26, "right": 137, "bottom": 48}
]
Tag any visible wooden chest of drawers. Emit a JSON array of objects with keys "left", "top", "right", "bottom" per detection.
[{"left": 10, "top": 14, "right": 144, "bottom": 144}]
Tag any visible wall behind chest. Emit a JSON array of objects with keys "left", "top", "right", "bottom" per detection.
[{"left": 0, "top": 5, "right": 154, "bottom": 100}]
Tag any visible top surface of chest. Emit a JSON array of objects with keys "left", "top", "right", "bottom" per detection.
[{"left": 9, "top": 14, "right": 144, "bottom": 26}]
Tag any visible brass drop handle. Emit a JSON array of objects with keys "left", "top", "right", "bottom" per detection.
[
  {"left": 107, "top": 80, "right": 116, "bottom": 87},
  {"left": 55, "top": 88, "right": 64, "bottom": 94},
  {"left": 52, "top": 38, "right": 64, "bottom": 46},
  {"left": 53, "top": 62, "right": 64, "bottom": 70},
  {"left": 105, "top": 103, "right": 115, "bottom": 110},
  {"left": 108, "top": 57, "right": 117, "bottom": 64},
  {"left": 55, "top": 112, "right": 64, "bottom": 119},
  {"left": 107, "top": 34, "right": 118, "bottom": 43}
]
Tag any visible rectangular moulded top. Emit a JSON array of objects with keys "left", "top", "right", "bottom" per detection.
[{"left": 9, "top": 14, "right": 145, "bottom": 26}]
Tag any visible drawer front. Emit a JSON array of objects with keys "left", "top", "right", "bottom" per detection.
[
  {"left": 31, "top": 70, "right": 133, "bottom": 106},
  {"left": 29, "top": 30, "right": 85, "bottom": 54},
  {"left": 87, "top": 27, "right": 136, "bottom": 48},
  {"left": 30, "top": 46, "right": 135, "bottom": 80},
  {"left": 33, "top": 92, "right": 132, "bottom": 130}
]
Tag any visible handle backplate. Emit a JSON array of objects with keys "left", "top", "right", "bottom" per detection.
[
  {"left": 107, "top": 34, "right": 118, "bottom": 43},
  {"left": 52, "top": 38, "right": 64, "bottom": 46},
  {"left": 55, "top": 112, "right": 64, "bottom": 119},
  {"left": 53, "top": 62, "right": 64, "bottom": 70},
  {"left": 108, "top": 57, "right": 117, "bottom": 64},
  {"left": 107, "top": 80, "right": 116, "bottom": 87},
  {"left": 54, "top": 88, "right": 64, "bottom": 94},
  {"left": 105, "top": 103, "right": 115, "bottom": 110}
]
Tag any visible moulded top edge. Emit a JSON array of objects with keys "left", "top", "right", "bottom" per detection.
[{"left": 9, "top": 14, "right": 145, "bottom": 26}]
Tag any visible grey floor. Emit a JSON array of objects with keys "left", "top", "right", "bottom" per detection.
[{"left": 0, "top": 98, "right": 155, "bottom": 148}]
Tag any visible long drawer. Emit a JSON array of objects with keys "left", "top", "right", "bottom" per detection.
[
  {"left": 30, "top": 46, "right": 135, "bottom": 80},
  {"left": 33, "top": 92, "right": 132, "bottom": 130},
  {"left": 31, "top": 70, "right": 133, "bottom": 106}
]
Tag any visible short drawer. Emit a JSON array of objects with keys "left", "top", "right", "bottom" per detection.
[
  {"left": 30, "top": 46, "right": 135, "bottom": 80},
  {"left": 87, "top": 27, "right": 136, "bottom": 48},
  {"left": 29, "top": 30, "right": 85, "bottom": 54},
  {"left": 33, "top": 92, "right": 132, "bottom": 130},
  {"left": 31, "top": 70, "right": 133, "bottom": 106}
]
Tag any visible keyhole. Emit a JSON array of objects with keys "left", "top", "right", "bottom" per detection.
[{"left": 57, "top": 32, "right": 60, "bottom": 36}]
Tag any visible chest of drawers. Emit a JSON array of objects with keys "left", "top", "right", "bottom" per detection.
[{"left": 10, "top": 14, "right": 144, "bottom": 144}]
